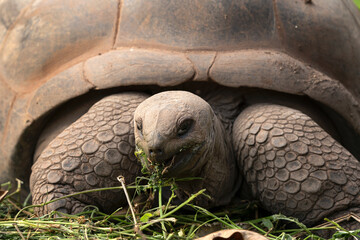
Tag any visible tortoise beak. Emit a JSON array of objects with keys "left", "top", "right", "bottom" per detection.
[
  {"left": 136, "top": 141, "right": 205, "bottom": 177},
  {"left": 147, "top": 148, "right": 165, "bottom": 163},
  {"left": 145, "top": 133, "right": 172, "bottom": 165}
]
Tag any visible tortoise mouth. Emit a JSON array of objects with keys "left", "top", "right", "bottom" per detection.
[
  {"left": 139, "top": 142, "right": 206, "bottom": 177},
  {"left": 161, "top": 142, "right": 206, "bottom": 177}
]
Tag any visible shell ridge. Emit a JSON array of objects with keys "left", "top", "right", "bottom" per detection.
[{"left": 112, "top": 0, "right": 122, "bottom": 48}]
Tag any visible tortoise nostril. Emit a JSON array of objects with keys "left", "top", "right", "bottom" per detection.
[{"left": 149, "top": 148, "right": 163, "bottom": 157}]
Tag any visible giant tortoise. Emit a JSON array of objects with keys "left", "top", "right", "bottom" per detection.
[{"left": 1, "top": 0, "right": 360, "bottom": 228}]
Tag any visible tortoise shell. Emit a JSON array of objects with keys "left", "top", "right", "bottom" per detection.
[{"left": 0, "top": 0, "right": 359, "bottom": 190}]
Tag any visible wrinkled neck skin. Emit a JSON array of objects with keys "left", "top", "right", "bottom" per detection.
[{"left": 175, "top": 115, "right": 241, "bottom": 208}]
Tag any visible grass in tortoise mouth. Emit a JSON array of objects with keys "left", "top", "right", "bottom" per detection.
[{"left": 135, "top": 142, "right": 205, "bottom": 178}]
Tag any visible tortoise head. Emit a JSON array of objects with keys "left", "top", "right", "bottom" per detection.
[{"left": 134, "top": 91, "right": 215, "bottom": 177}]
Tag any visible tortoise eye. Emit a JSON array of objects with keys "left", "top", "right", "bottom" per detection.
[
  {"left": 136, "top": 120, "right": 142, "bottom": 133},
  {"left": 177, "top": 119, "right": 194, "bottom": 137}
]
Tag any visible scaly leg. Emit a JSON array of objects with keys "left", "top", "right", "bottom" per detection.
[
  {"left": 30, "top": 93, "right": 148, "bottom": 215},
  {"left": 233, "top": 104, "right": 360, "bottom": 226}
]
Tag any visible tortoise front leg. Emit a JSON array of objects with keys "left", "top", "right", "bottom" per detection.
[
  {"left": 232, "top": 104, "right": 360, "bottom": 226},
  {"left": 30, "top": 93, "right": 149, "bottom": 215}
]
